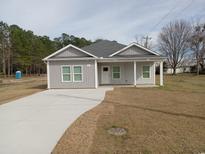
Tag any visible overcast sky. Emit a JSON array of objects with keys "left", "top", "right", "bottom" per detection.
[{"left": 0, "top": 0, "right": 205, "bottom": 44}]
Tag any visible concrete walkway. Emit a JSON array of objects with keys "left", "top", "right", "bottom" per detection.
[{"left": 0, "top": 88, "right": 112, "bottom": 154}]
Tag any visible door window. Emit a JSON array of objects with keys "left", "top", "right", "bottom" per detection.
[{"left": 103, "top": 67, "right": 108, "bottom": 72}]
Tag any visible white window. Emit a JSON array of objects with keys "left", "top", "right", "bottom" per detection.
[
  {"left": 73, "top": 65, "right": 83, "bottom": 82},
  {"left": 112, "top": 66, "right": 120, "bottom": 79},
  {"left": 143, "top": 66, "right": 150, "bottom": 78},
  {"left": 61, "top": 66, "right": 71, "bottom": 82}
]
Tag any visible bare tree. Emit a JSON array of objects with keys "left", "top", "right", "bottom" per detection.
[
  {"left": 158, "top": 20, "right": 191, "bottom": 75},
  {"left": 189, "top": 22, "right": 205, "bottom": 75},
  {"left": 135, "top": 35, "right": 153, "bottom": 49}
]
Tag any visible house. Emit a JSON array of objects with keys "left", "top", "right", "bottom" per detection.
[
  {"left": 165, "top": 66, "right": 191, "bottom": 74},
  {"left": 43, "top": 40, "right": 166, "bottom": 89},
  {"left": 164, "top": 59, "right": 196, "bottom": 74}
]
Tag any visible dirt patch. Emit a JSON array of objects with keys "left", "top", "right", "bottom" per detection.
[
  {"left": 0, "top": 76, "right": 47, "bottom": 105},
  {"left": 89, "top": 88, "right": 205, "bottom": 154},
  {"left": 52, "top": 74, "right": 205, "bottom": 154}
]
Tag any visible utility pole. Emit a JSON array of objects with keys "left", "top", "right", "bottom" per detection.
[{"left": 142, "top": 36, "right": 152, "bottom": 48}]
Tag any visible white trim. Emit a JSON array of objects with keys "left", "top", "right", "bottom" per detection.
[
  {"left": 153, "top": 62, "right": 156, "bottom": 85},
  {"left": 46, "top": 58, "right": 99, "bottom": 61},
  {"left": 134, "top": 61, "right": 136, "bottom": 85},
  {"left": 47, "top": 61, "right": 50, "bottom": 89},
  {"left": 160, "top": 61, "right": 163, "bottom": 86},
  {"left": 142, "top": 65, "right": 151, "bottom": 79},
  {"left": 112, "top": 65, "right": 121, "bottom": 80},
  {"left": 98, "top": 59, "right": 163, "bottom": 63},
  {"left": 73, "top": 65, "right": 83, "bottom": 82},
  {"left": 43, "top": 44, "right": 98, "bottom": 60},
  {"left": 45, "top": 57, "right": 166, "bottom": 61},
  {"left": 94, "top": 60, "right": 98, "bottom": 88},
  {"left": 109, "top": 42, "right": 160, "bottom": 57},
  {"left": 61, "top": 65, "right": 72, "bottom": 82}
]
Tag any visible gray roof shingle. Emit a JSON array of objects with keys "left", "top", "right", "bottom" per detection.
[{"left": 81, "top": 40, "right": 126, "bottom": 58}]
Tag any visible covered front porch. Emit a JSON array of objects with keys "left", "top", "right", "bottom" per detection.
[{"left": 95, "top": 60, "right": 163, "bottom": 88}]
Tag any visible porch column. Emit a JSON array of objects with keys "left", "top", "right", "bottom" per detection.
[
  {"left": 47, "top": 61, "right": 50, "bottom": 89},
  {"left": 160, "top": 61, "right": 163, "bottom": 86},
  {"left": 134, "top": 61, "right": 136, "bottom": 85},
  {"left": 94, "top": 60, "right": 98, "bottom": 88}
]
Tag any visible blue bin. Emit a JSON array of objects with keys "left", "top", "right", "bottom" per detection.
[{"left": 15, "top": 71, "right": 22, "bottom": 79}]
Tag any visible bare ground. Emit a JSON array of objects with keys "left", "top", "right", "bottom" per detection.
[
  {"left": 53, "top": 74, "right": 205, "bottom": 154},
  {"left": 0, "top": 76, "right": 47, "bottom": 105}
]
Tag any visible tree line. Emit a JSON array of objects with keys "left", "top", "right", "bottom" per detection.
[
  {"left": 1, "top": 19, "right": 205, "bottom": 77},
  {"left": 0, "top": 21, "right": 92, "bottom": 77}
]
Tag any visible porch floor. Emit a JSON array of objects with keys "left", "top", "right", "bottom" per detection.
[{"left": 99, "top": 84, "right": 159, "bottom": 88}]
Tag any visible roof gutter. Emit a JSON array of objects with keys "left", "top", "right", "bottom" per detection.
[{"left": 43, "top": 56, "right": 166, "bottom": 62}]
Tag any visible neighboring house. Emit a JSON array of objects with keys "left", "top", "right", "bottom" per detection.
[
  {"left": 43, "top": 40, "right": 166, "bottom": 89},
  {"left": 165, "top": 66, "right": 191, "bottom": 74},
  {"left": 165, "top": 59, "right": 196, "bottom": 74}
]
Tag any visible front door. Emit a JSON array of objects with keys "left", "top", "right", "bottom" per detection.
[{"left": 101, "top": 66, "right": 110, "bottom": 84}]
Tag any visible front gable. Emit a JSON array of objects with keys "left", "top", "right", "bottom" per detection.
[
  {"left": 117, "top": 46, "right": 154, "bottom": 56},
  {"left": 43, "top": 44, "right": 97, "bottom": 60},
  {"left": 52, "top": 46, "right": 91, "bottom": 58},
  {"left": 109, "top": 43, "right": 160, "bottom": 57}
]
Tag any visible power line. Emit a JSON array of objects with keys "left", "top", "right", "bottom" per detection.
[
  {"left": 147, "top": 0, "right": 194, "bottom": 35},
  {"left": 148, "top": 0, "right": 180, "bottom": 34},
  {"left": 171, "top": 0, "right": 194, "bottom": 19}
]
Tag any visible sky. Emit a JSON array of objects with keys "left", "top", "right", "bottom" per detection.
[{"left": 0, "top": 0, "right": 205, "bottom": 45}]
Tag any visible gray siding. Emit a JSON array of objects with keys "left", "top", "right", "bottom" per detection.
[
  {"left": 49, "top": 60, "right": 95, "bottom": 88},
  {"left": 98, "top": 62, "right": 134, "bottom": 85},
  {"left": 51, "top": 46, "right": 90, "bottom": 58},
  {"left": 136, "top": 62, "right": 155, "bottom": 84},
  {"left": 118, "top": 46, "right": 154, "bottom": 56},
  {"left": 98, "top": 61, "right": 155, "bottom": 85}
]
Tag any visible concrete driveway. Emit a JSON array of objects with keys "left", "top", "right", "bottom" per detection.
[{"left": 0, "top": 88, "right": 112, "bottom": 154}]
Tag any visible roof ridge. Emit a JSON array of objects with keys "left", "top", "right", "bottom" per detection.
[{"left": 81, "top": 40, "right": 126, "bottom": 49}]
